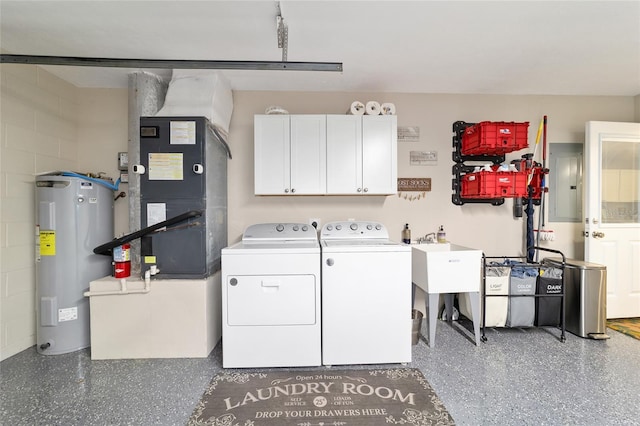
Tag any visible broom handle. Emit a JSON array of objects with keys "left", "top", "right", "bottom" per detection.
[{"left": 542, "top": 115, "right": 548, "bottom": 228}]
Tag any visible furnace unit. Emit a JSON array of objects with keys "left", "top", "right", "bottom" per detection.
[{"left": 138, "top": 116, "right": 228, "bottom": 278}]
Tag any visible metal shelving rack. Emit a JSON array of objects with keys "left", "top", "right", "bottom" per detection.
[{"left": 452, "top": 120, "right": 507, "bottom": 206}]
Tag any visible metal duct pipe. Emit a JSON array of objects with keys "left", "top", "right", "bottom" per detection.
[{"left": 127, "top": 72, "right": 168, "bottom": 277}]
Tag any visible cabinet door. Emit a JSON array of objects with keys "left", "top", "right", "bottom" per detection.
[
  {"left": 254, "top": 115, "right": 290, "bottom": 195},
  {"left": 362, "top": 115, "right": 397, "bottom": 194},
  {"left": 326, "top": 115, "right": 362, "bottom": 194},
  {"left": 290, "top": 115, "right": 326, "bottom": 195}
]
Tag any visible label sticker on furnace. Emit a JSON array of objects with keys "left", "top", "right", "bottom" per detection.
[
  {"left": 148, "top": 153, "right": 184, "bottom": 180},
  {"left": 170, "top": 121, "right": 196, "bottom": 145}
]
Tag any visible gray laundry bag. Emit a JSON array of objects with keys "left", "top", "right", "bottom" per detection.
[{"left": 506, "top": 265, "right": 538, "bottom": 327}]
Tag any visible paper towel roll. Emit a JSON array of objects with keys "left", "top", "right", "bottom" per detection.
[
  {"left": 365, "top": 101, "right": 381, "bottom": 115},
  {"left": 347, "top": 101, "right": 365, "bottom": 115},
  {"left": 380, "top": 102, "right": 396, "bottom": 115}
]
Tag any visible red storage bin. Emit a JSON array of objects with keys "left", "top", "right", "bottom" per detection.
[
  {"left": 461, "top": 121, "right": 529, "bottom": 155},
  {"left": 461, "top": 170, "right": 528, "bottom": 199}
]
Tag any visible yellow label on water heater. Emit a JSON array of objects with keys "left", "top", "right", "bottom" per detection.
[{"left": 39, "top": 231, "right": 56, "bottom": 256}]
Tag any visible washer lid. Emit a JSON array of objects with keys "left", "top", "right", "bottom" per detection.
[
  {"left": 322, "top": 239, "right": 400, "bottom": 247},
  {"left": 321, "top": 239, "right": 410, "bottom": 253}
]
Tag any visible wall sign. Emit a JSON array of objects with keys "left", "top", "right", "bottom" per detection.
[
  {"left": 410, "top": 151, "right": 438, "bottom": 166},
  {"left": 397, "top": 178, "right": 431, "bottom": 192},
  {"left": 398, "top": 126, "right": 420, "bottom": 142}
]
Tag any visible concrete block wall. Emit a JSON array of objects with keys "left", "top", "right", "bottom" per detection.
[{"left": 0, "top": 64, "right": 79, "bottom": 360}]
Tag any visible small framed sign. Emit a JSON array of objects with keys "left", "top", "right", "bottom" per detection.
[
  {"left": 410, "top": 151, "right": 438, "bottom": 166},
  {"left": 397, "top": 177, "right": 431, "bottom": 192},
  {"left": 398, "top": 126, "right": 420, "bottom": 142}
]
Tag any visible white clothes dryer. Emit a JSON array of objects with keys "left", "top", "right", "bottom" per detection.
[
  {"left": 320, "top": 221, "right": 412, "bottom": 366},
  {"left": 221, "top": 223, "right": 321, "bottom": 368}
]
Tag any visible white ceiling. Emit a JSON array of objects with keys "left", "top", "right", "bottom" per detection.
[{"left": 1, "top": 1, "right": 639, "bottom": 96}]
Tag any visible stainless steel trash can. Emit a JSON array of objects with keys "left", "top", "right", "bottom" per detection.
[{"left": 543, "top": 258, "right": 608, "bottom": 339}]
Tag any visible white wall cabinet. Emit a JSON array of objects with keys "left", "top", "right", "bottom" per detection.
[
  {"left": 327, "top": 114, "right": 397, "bottom": 195},
  {"left": 255, "top": 114, "right": 396, "bottom": 196},
  {"left": 254, "top": 114, "right": 326, "bottom": 195}
]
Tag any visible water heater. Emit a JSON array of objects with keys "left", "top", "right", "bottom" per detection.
[{"left": 36, "top": 175, "right": 114, "bottom": 355}]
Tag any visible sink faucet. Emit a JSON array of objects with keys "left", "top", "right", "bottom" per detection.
[{"left": 419, "top": 233, "right": 436, "bottom": 243}]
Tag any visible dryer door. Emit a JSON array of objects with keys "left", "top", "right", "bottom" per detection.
[{"left": 226, "top": 275, "right": 317, "bottom": 326}]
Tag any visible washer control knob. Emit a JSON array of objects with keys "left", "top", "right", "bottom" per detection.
[
  {"left": 367, "top": 224, "right": 373, "bottom": 230},
  {"left": 326, "top": 225, "right": 333, "bottom": 231},
  {"left": 336, "top": 225, "right": 342, "bottom": 230},
  {"left": 350, "top": 223, "right": 358, "bottom": 231},
  {"left": 276, "top": 224, "right": 285, "bottom": 232},
  {"left": 375, "top": 224, "right": 382, "bottom": 230},
  {"left": 293, "top": 225, "right": 299, "bottom": 231},
  {"left": 302, "top": 225, "right": 309, "bottom": 231}
]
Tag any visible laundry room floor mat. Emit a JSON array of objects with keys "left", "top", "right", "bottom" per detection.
[
  {"left": 187, "top": 368, "right": 455, "bottom": 426},
  {"left": 607, "top": 317, "right": 640, "bottom": 340}
]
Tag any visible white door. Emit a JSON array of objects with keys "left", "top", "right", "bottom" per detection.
[
  {"left": 326, "top": 114, "right": 362, "bottom": 194},
  {"left": 254, "top": 115, "right": 290, "bottom": 195},
  {"left": 585, "top": 121, "right": 640, "bottom": 318},
  {"left": 290, "top": 115, "right": 326, "bottom": 195},
  {"left": 362, "top": 115, "right": 397, "bottom": 194}
]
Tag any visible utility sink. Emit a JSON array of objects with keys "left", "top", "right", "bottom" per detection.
[
  {"left": 411, "top": 242, "right": 483, "bottom": 347},
  {"left": 411, "top": 243, "right": 482, "bottom": 294}
]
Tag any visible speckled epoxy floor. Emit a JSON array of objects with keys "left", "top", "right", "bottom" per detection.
[{"left": 2, "top": 322, "right": 639, "bottom": 426}]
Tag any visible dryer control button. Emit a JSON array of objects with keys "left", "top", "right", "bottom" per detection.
[
  {"left": 350, "top": 223, "right": 358, "bottom": 231},
  {"left": 375, "top": 224, "right": 382, "bottom": 230},
  {"left": 336, "top": 225, "right": 342, "bottom": 230},
  {"left": 302, "top": 225, "right": 309, "bottom": 231},
  {"left": 327, "top": 225, "right": 333, "bottom": 231},
  {"left": 293, "top": 225, "right": 299, "bottom": 231},
  {"left": 276, "top": 224, "right": 285, "bottom": 232},
  {"left": 230, "top": 278, "right": 238, "bottom": 286},
  {"left": 367, "top": 224, "right": 373, "bottom": 230}
]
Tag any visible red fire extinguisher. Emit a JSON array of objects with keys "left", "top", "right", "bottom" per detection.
[{"left": 113, "top": 243, "right": 131, "bottom": 278}]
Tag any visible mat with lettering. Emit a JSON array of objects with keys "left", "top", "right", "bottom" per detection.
[{"left": 188, "top": 368, "right": 455, "bottom": 426}]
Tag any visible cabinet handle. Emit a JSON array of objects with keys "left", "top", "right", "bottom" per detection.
[
  {"left": 363, "top": 187, "right": 368, "bottom": 193},
  {"left": 291, "top": 188, "right": 296, "bottom": 193},
  {"left": 357, "top": 188, "right": 362, "bottom": 192},
  {"left": 284, "top": 188, "right": 290, "bottom": 193}
]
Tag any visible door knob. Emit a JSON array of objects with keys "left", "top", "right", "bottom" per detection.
[
  {"left": 592, "top": 231, "right": 605, "bottom": 238},
  {"left": 326, "top": 258, "right": 334, "bottom": 266}
]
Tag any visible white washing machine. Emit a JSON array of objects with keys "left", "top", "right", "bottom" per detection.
[
  {"left": 221, "top": 223, "right": 321, "bottom": 368},
  {"left": 320, "top": 221, "right": 412, "bottom": 366}
]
